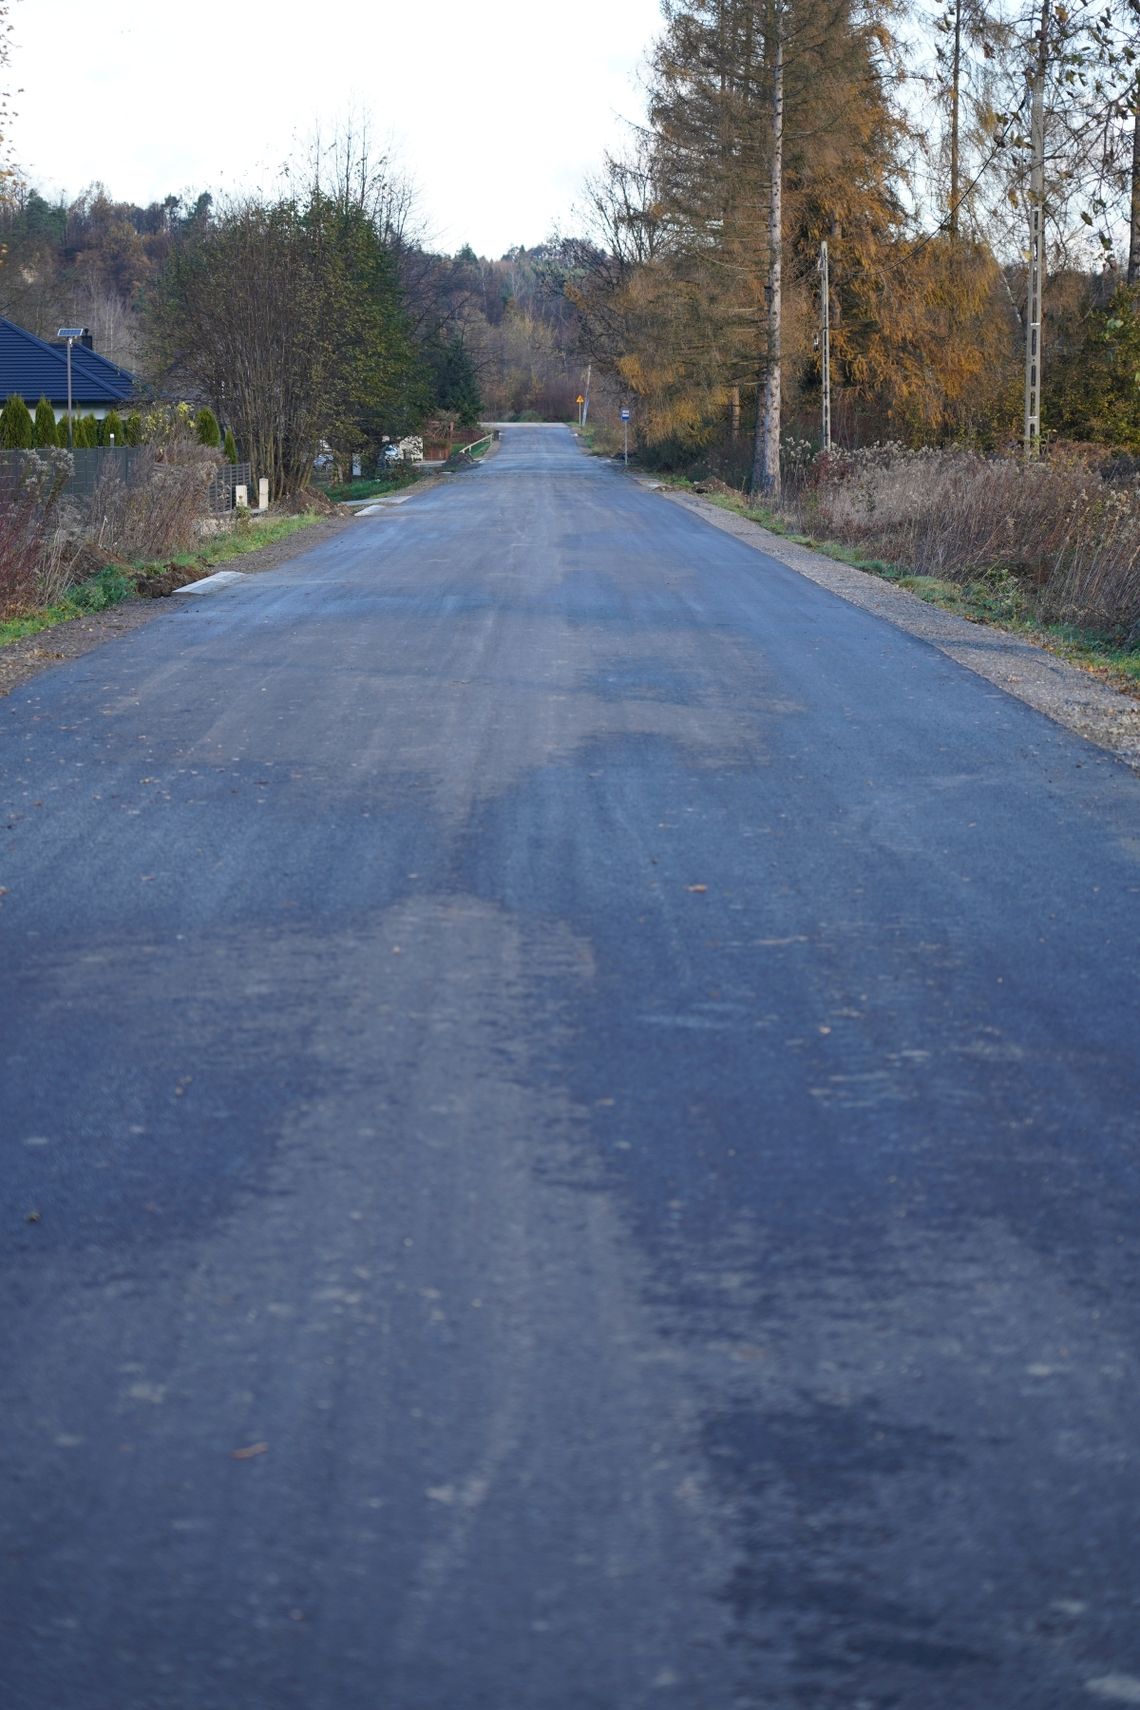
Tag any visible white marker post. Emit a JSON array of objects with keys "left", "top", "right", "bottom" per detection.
[{"left": 621, "top": 408, "right": 631, "bottom": 467}]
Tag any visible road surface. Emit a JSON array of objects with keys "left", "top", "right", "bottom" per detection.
[{"left": 2, "top": 425, "right": 1139, "bottom": 1708}]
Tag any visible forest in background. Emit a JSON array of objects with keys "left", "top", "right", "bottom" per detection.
[
  {"left": 0, "top": 175, "right": 584, "bottom": 449},
  {"left": 3, "top": 0, "right": 1140, "bottom": 644},
  {"left": 7, "top": 0, "right": 1140, "bottom": 475}
]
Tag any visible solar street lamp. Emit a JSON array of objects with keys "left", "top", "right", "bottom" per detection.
[{"left": 57, "top": 328, "right": 85, "bottom": 449}]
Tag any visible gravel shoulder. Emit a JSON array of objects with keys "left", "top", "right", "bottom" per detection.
[
  {"left": 0, "top": 512, "right": 353, "bottom": 700},
  {"left": 659, "top": 484, "right": 1140, "bottom": 773}
]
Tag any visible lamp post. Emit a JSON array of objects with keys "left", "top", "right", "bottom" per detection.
[{"left": 57, "top": 328, "right": 84, "bottom": 449}]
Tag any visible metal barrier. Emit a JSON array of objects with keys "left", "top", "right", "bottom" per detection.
[{"left": 206, "top": 463, "right": 252, "bottom": 514}]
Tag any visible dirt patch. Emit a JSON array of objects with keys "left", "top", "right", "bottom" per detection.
[{"left": 0, "top": 512, "right": 352, "bottom": 700}]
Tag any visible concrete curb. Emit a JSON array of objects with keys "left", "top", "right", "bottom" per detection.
[{"left": 172, "top": 570, "right": 247, "bottom": 595}]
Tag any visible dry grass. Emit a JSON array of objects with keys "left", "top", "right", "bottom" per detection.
[
  {"left": 0, "top": 451, "right": 73, "bottom": 618},
  {"left": 785, "top": 446, "right": 1140, "bottom": 638},
  {"left": 86, "top": 444, "right": 220, "bottom": 561}
]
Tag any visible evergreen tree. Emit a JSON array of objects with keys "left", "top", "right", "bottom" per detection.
[
  {"left": 195, "top": 405, "right": 222, "bottom": 447},
  {"left": 33, "top": 397, "right": 60, "bottom": 448},
  {"left": 0, "top": 393, "right": 35, "bottom": 448},
  {"left": 429, "top": 336, "right": 483, "bottom": 425},
  {"left": 223, "top": 426, "right": 239, "bottom": 463},
  {"left": 74, "top": 414, "right": 99, "bottom": 448},
  {"left": 101, "top": 409, "right": 125, "bottom": 445},
  {"left": 124, "top": 413, "right": 143, "bottom": 446}
]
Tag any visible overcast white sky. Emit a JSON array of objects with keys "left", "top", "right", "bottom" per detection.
[{"left": 11, "top": 0, "right": 661, "bottom": 257}]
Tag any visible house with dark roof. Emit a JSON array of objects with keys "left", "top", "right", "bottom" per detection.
[{"left": 0, "top": 316, "right": 138, "bottom": 418}]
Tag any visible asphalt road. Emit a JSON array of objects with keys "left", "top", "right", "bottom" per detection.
[{"left": 2, "top": 424, "right": 1139, "bottom": 1709}]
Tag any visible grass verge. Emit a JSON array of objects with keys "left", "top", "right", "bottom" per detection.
[
  {"left": 664, "top": 479, "right": 1140, "bottom": 699},
  {"left": 326, "top": 468, "right": 420, "bottom": 502},
  {"left": 0, "top": 511, "right": 329, "bottom": 649}
]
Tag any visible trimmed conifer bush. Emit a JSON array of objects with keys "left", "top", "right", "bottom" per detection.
[
  {"left": 33, "top": 397, "right": 60, "bottom": 448},
  {"left": 196, "top": 406, "right": 222, "bottom": 448},
  {"left": 0, "top": 394, "right": 36, "bottom": 449},
  {"left": 101, "top": 409, "right": 124, "bottom": 446},
  {"left": 124, "top": 413, "right": 143, "bottom": 446},
  {"left": 223, "top": 426, "right": 238, "bottom": 464}
]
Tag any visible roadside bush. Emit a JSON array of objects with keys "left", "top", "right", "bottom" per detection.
[
  {"left": 775, "top": 444, "right": 1140, "bottom": 638},
  {"left": 0, "top": 449, "right": 73, "bottom": 617},
  {"left": 69, "top": 565, "right": 135, "bottom": 611},
  {"left": 86, "top": 443, "right": 219, "bottom": 560}
]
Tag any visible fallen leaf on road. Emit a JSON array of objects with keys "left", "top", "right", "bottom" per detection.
[
  {"left": 230, "top": 1442, "right": 268, "bottom": 1460},
  {"left": 687, "top": 884, "right": 708, "bottom": 893}
]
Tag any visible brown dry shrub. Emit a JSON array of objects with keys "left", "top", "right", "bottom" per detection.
[
  {"left": 792, "top": 445, "right": 1140, "bottom": 636},
  {"left": 87, "top": 444, "right": 220, "bottom": 561},
  {"left": 0, "top": 450, "right": 72, "bottom": 618}
]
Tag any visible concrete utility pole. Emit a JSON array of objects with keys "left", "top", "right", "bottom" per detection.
[
  {"left": 1023, "top": 0, "right": 1050, "bottom": 460},
  {"left": 819, "top": 240, "right": 831, "bottom": 453}
]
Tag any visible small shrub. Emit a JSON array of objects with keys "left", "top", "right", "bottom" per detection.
[
  {"left": 100, "top": 410, "right": 124, "bottom": 447},
  {"left": 223, "top": 427, "right": 238, "bottom": 463},
  {"left": 196, "top": 407, "right": 222, "bottom": 449},
  {"left": 69, "top": 564, "right": 134, "bottom": 611}
]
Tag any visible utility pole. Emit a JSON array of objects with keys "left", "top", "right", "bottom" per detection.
[
  {"left": 1023, "top": 0, "right": 1050, "bottom": 460},
  {"left": 818, "top": 240, "right": 831, "bottom": 453},
  {"left": 582, "top": 362, "right": 592, "bottom": 427}
]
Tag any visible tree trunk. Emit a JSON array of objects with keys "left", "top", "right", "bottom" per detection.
[
  {"left": 949, "top": 0, "right": 962, "bottom": 238},
  {"left": 752, "top": 2, "right": 783, "bottom": 497},
  {"left": 1129, "top": 85, "right": 1140, "bottom": 285}
]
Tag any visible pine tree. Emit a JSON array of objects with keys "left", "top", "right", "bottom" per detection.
[
  {"left": 33, "top": 397, "right": 60, "bottom": 447},
  {"left": 196, "top": 406, "right": 222, "bottom": 447},
  {"left": 0, "top": 394, "right": 35, "bottom": 448}
]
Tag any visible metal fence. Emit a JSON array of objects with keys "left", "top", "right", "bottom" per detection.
[
  {"left": 206, "top": 463, "right": 252, "bottom": 514},
  {"left": 0, "top": 447, "right": 252, "bottom": 515}
]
